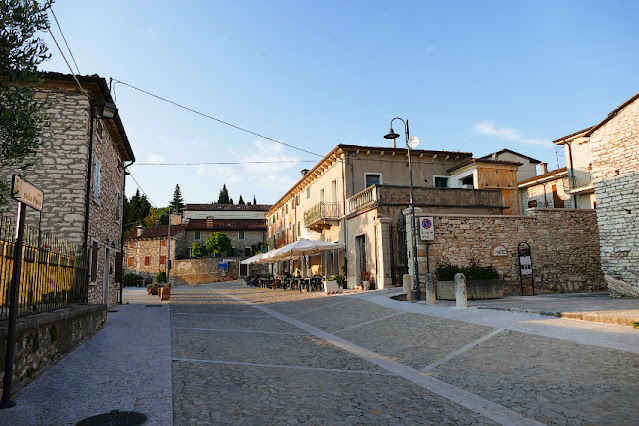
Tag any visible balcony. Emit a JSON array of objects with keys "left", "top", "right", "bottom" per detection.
[
  {"left": 569, "top": 168, "right": 594, "bottom": 193},
  {"left": 347, "top": 185, "right": 379, "bottom": 215},
  {"left": 304, "top": 202, "right": 340, "bottom": 232}
]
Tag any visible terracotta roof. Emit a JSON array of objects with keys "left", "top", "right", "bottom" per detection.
[
  {"left": 185, "top": 219, "right": 266, "bottom": 231},
  {"left": 552, "top": 127, "right": 593, "bottom": 145},
  {"left": 517, "top": 167, "right": 568, "bottom": 187},
  {"left": 447, "top": 158, "right": 522, "bottom": 174},
  {"left": 184, "top": 203, "right": 272, "bottom": 211},
  {"left": 125, "top": 224, "right": 186, "bottom": 240},
  {"left": 479, "top": 149, "right": 541, "bottom": 164}
]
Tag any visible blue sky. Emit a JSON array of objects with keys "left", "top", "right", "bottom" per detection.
[{"left": 41, "top": 0, "right": 639, "bottom": 206}]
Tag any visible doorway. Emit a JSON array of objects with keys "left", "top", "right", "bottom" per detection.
[
  {"left": 356, "top": 234, "right": 366, "bottom": 283},
  {"left": 103, "top": 247, "right": 110, "bottom": 304}
]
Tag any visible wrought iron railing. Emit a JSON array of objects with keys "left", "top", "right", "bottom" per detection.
[
  {"left": 304, "top": 202, "right": 340, "bottom": 227},
  {"left": 347, "top": 185, "right": 378, "bottom": 214},
  {"left": 0, "top": 216, "right": 88, "bottom": 318}
]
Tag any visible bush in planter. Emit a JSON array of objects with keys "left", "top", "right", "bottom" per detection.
[
  {"left": 435, "top": 259, "right": 499, "bottom": 281},
  {"left": 156, "top": 271, "right": 167, "bottom": 283},
  {"left": 435, "top": 260, "right": 461, "bottom": 281}
]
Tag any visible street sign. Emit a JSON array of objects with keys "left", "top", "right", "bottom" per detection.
[
  {"left": 11, "top": 175, "right": 43, "bottom": 212},
  {"left": 419, "top": 216, "right": 434, "bottom": 241}
]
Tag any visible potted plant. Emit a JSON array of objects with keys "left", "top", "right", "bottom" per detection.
[
  {"left": 323, "top": 275, "right": 341, "bottom": 293},
  {"left": 435, "top": 258, "right": 503, "bottom": 300},
  {"left": 361, "top": 271, "right": 371, "bottom": 290}
]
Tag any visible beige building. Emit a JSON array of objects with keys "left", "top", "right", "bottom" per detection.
[
  {"left": 266, "top": 144, "right": 521, "bottom": 289},
  {"left": 552, "top": 128, "right": 597, "bottom": 210},
  {"left": 1, "top": 72, "right": 135, "bottom": 307},
  {"left": 183, "top": 203, "right": 270, "bottom": 221},
  {"left": 480, "top": 149, "right": 541, "bottom": 182}
]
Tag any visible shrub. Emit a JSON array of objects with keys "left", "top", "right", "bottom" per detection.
[
  {"left": 435, "top": 259, "right": 461, "bottom": 281},
  {"left": 156, "top": 271, "right": 167, "bottom": 283},
  {"left": 191, "top": 242, "right": 207, "bottom": 258},
  {"left": 435, "top": 259, "right": 500, "bottom": 281}
]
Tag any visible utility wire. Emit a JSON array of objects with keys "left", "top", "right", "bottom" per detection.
[
  {"left": 49, "top": 8, "right": 81, "bottom": 75},
  {"left": 111, "top": 78, "right": 324, "bottom": 158},
  {"left": 128, "top": 172, "right": 158, "bottom": 208},
  {"left": 45, "top": 22, "right": 86, "bottom": 96},
  {"left": 134, "top": 160, "right": 316, "bottom": 166}
]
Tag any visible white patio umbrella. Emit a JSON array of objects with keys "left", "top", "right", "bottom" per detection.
[
  {"left": 271, "top": 238, "right": 344, "bottom": 259},
  {"left": 240, "top": 252, "right": 266, "bottom": 265}
]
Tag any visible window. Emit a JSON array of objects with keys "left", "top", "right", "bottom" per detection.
[
  {"left": 365, "top": 173, "right": 382, "bottom": 188},
  {"left": 460, "top": 175, "right": 473, "bottom": 186},
  {"left": 194, "top": 231, "right": 201, "bottom": 240},
  {"left": 306, "top": 187, "right": 310, "bottom": 199},
  {"left": 128, "top": 242, "right": 133, "bottom": 248},
  {"left": 90, "top": 241, "right": 98, "bottom": 282},
  {"left": 160, "top": 255, "right": 166, "bottom": 265},
  {"left": 434, "top": 176, "right": 449, "bottom": 188},
  {"left": 161, "top": 239, "right": 166, "bottom": 247},
  {"left": 144, "top": 256, "right": 150, "bottom": 266},
  {"left": 188, "top": 247, "right": 192, "bottom": 258},
  {"left": 93, "top": 160, "right": 102, "bottom": 201},
  {"left": 127, "top": 256, "right": 133, "bottom": 266},
  {"left": 231, "top": 247, "right": 237, "bottom": 257},
  {"left": 244, "top": 247, "right": 251, "bottom": 256},
  {"left": 238, "top": 231, "right": 245, "bottom": 240}
]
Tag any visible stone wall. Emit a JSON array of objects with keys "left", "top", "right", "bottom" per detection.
[
  {"left": 406, "top": 208, "right": 605, "bottom": 295},
  {"left": 519, "top": 177, "right": 573, "bottom": 212},
  {"left": 589, "top": 95, "right": 639, "bottom": 297},
  {"left": 0, "top": 304, "right": 106, "bottom": 398},
  {"left": 124, "top": 233, "right": 183, "bottom": 283},
  {"left": 172, "top": 258, "right": 239, "bottom": 285}
]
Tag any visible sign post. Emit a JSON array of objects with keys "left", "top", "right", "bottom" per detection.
[
  {"left": 419, "top": 217, "right": 434, "bottom": 273},
  {"left": 1, "top": 176, "right": 43, "bottom": 409},
  {"left": 517, "top": 242, "right": 534, "bottom": 296}
]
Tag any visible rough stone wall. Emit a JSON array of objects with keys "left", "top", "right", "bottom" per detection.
[
  {"left": 410, "top": 209, "right": 605, "bottom": 295},
  {"left": 520, "top": 177, "right": 574, "bottom": 213},
  {"left": 182, "top": 229, "right": 265, "bottom": 258},
  {"left": 589, "top": 96, "right": 639, "bottom": 296},
  {"left": 124, "top": 234, "right": 181, "bottom": 282},
  {"left": 0, "top": 304, "right": 106, "bottom": 398},
  {"left": 172, "top": 258, "right": 239, "bottom": 285}
]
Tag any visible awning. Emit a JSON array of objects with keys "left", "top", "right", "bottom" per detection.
[{"left": 269, "top": 239, "right": 344, "bottom": 261}]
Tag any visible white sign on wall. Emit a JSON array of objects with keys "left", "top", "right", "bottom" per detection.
[
  {"left": 519, "top": 256, "right": 532, "bottom": 276},
  {"left": 419, "top": 216, "right": 434, "bottom": 241}
]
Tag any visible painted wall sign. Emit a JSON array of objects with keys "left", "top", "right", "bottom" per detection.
[
  {"left": 11, "top": 175, "right": 43, "bottom": 211},
  {"left": 492, "top": 244, "right": 508, "bottom": 257},
  {"left": 419, "top": 216, "right": 434, "bottom": 241}
]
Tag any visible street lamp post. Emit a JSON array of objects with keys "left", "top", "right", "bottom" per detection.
[{"left": 384, "top": 118, "right": 421, "bottom": 301}]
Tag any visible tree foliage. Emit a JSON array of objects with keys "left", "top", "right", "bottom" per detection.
[
  {"left": 253, "top": 195, "right": 257, "bottom": 205},
  {"left": 217, "top": 184, "right": 230, "bottom": 204},
  {"left": 238, "top": 195, "right": 245, "bottom": 205},
  {"left": 170, "top": 184, "right": 184, "bottom": 213},
  {"left": 123, "top": 189, "right": 152, "bottom": 234},
  {"left": 0, "top": 0, "right": 53, "bottom": 208},
  {"left": 191, "top": 242, "right": 207, "bottom": 258},
  {"left": 205, "top": 232, "right": 232, "bottom": 255}
]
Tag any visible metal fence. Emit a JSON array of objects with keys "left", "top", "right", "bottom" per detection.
[{"left": 0, "top": 216, "right": 88, "bottom": 318}]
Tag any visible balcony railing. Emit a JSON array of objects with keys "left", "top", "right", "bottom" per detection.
[
  {"left": 304, "top": 202, "right": 340, "bottom": 231},
  {"left": 347, "top": 185, "right": 379, "bottom": 214}
]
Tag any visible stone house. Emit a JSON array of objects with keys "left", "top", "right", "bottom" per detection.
[
  {"left": 480, "top": 149, "right": 542, "bottom": 182},
  {"left": 0, "top": 72, "right": 134, "bottom": 307},
  {"left": 123, "top": 224, "right": 186, "bottom": 282},
  {"left": 182, "top": 203, "right": 271, "bottom": 221},
  {"left": 182, "top": 217, "right": 267, "bottom": 259},
  {"left": 518, "top": 167, "right": 573, "bottom": 211},
  {"left": 576, "top": 92, "right": 639, "bottom": 297},
  {"left": 552, "top": 128, "right": 597, "bottom": 209},
  {"left": 265, "top": 144, "right": 526, "bottom": 289}
]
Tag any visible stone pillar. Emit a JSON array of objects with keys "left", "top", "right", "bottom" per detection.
[
  {"left": 455, "top": 273, "right": 468, "bottom": 308},
  {"left": 403, "top": 274, "right": 412, "bottom": 301},
  {"left": 402, "top": 207, "right": 426, "bottom": 297},
  {"left": 374, "top": 217, "right": 392, "bottom": 290},
  {"left": 425, "top": 273, "right": 437, "bottom": 305}
]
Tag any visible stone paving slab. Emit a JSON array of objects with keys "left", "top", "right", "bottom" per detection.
[
  {"left": 172, "top": 312, "right": 294, "bottom": 333},
  {"left": 172, "top": 362, "right": 497, "bottom": 425},
  {"left": 172, "top": 328, "right": 386, "bottom": 372},
  {"left": 337, "top": 313, "right": 496, "bottom": 370},
  {"left": 431, "top": 329, "right": 639, "bottom": 425}
]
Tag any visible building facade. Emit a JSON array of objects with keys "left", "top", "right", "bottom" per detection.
[{"left": 1, "top": 72, "right": 134, "bottom": 307}]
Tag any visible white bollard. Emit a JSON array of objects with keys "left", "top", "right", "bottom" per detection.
[
  {"left": 403, "top": 274, "right": 412, "bottom": 301},
  {"left": 454, "top": 273, "right": 468, "bottom": 308},
  {"left": 425, "top": 273, "right": 437, "bottom": 305}
]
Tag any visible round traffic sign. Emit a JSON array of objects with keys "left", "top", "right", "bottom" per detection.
[{"left": 421, "top": 218, "right": 432, "bottom": 229}]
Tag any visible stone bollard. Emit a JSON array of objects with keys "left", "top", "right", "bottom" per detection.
[
  {"left": 454, "top": 273, "right": 468, "bottom": 308},
  {"left": 425, "top": 273, "right": 437, "bottom": 305},
  {"left": 403, "top": 274, "right": 413, "bottom": 301}
]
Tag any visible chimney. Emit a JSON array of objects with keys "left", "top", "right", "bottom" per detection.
[
  {"left": 540, "top": 163, "right": 548, "bottom": 175},
  {"left": 136, "top": 225, "right": 143, "bottom": 237},
  {"left": 206, "top": 216, "right": 214, "bottom": 228},
  {"left": 301, "top": 169, "right": 309, "bottom": 177}
]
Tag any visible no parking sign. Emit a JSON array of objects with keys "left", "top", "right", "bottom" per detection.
[{"left": 419, "top": 216, "right": 434, "bottom": 241}]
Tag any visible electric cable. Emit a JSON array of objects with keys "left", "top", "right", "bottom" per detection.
[{"left": 50, "top": 8, "right": 81, "bottom": 75}]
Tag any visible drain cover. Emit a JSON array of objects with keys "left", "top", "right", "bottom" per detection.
[
  {"left": 76, "top": 410, "right": 148, "bottom": 425},
  {"left": 144, "top": 304, "right": 162, "bottom": 308},
  {"left": 108, "top": 310, "right": 119, "bottom": 313}
]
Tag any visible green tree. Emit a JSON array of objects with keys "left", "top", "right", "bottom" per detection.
[
  {"left": 0, "top": 0, "right": 53, "bottom": 208},
  {"left": 170, "top": 184, "right": 184, "bottom": 213},
  {"left": 205, "top": 232, "right": 232, "bottom": 256},
  {"left": 217, "top": 184, "right": 230, "bottom": 204},
  {"left": 123, "top": 189, "right": 152, "bottom": 233},
  {"left": 191, "top": 242, "right": 207, "bottom": 258},
  {"left": 238, "top": 195, "right": 245, "bottom": 205},
  {"left": 253, "top": 195, "right": 257, "bottom": 205}
]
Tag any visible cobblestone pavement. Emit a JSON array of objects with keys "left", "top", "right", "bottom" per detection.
[{"left": 171, "top": 282, "right": 639, "bottom": 425}]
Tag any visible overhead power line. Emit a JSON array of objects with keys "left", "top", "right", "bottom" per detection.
[
  {"left": 49, "top": 8, "right": 81, "bottom": 75},
  {"left": 111, "top": 78, "right": 324, "bottom": 158},
  {"left": 45, "top": 9, "right": 86, "bottom": 96},
  {"left": 133, "top": 160, "right": 316, "bottom": 166},
  {"left": 128, "top": 171, "right": 158, "bottom": 208}
]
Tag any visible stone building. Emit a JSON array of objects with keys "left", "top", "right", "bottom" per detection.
[
  {"left": 552, "top": 128, "right": 597, "bottom": 209},
  {"left": 581, "top": 92, "right": 639, "bottom": 297},
  {"left": 518, "top": 167, "right": 573, "bottom": 212},
  {"left": 182, "top": 218, "right": 267, "bottom": 258},
  {"left": 0, "top": 72, "right": 134, "bottom": 307},
  {"left": 182, "top": 203, "right": 271, "bottom": 221},
  {"left": 123, "top": 224, "right": 186, "bottom": 282},
  {"left": 480, "top": 149, "right": 541, "bottom": 182}
]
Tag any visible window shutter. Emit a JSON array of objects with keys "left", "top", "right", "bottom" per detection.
[
  {"left": 93, "top": 160, "right": 102, "bottom": 200},
  {"left": 115, "top": 252, "right": 123, "bottom": 283}
]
